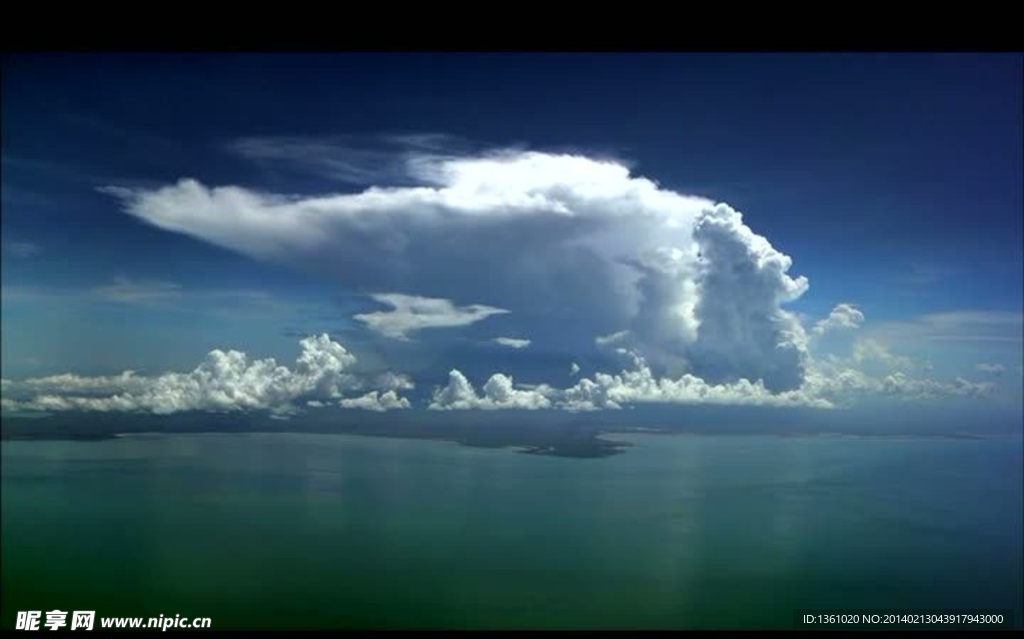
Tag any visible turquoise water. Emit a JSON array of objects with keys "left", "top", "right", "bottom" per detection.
[{"left": 2, "top": 432, "right": 1021, "bottom": 629}]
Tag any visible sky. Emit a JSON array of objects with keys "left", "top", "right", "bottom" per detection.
[{"left": 1, "top": 52, "right": 1022, "bottom": 422}]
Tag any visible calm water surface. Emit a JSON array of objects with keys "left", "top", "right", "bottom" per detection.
[{"left": 2, "top": 432, "right": 1021, "bottom": 629}]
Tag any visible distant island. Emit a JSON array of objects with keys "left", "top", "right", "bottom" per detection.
[
  {"left": 0, "top": 410, "right": 637, "bottom": 458},
  {"left": 0, "top": 405, "right": 1008, "bottom": 459}
]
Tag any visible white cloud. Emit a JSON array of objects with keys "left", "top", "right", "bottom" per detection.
[
  {"left": 1, "top": 335, "right": 411, "bottom": 415},
  {"left": 570, "top": 362, "right": 580, "bottom": 376},
  {"left": 812, "top": 303, "right": 865, "bottom": 335},
  {"left": 102, "top": 149, "right": 815, "bottom": 391},
  {"left": 429, "top": 359, "right": 824, "bottom": 412},
  {"left": 372, "top": 371, "right": 416, "bottom": 391},
  {"left": 428, "top": 349, "right": 998, "bottom": 412},
  {"left": 429, "top": 370, "right": 552, "bottom": 410},
  {"left": 338, "top": 390, "right": 411, "bottom": 412},
  {"left": 3, "top": 337, "right": 998, "bottom": 415},
  {"left": 101, "top": 147, "right": 1012, "bottom": 403},
  {"left": 852, "top": 338, "right": 914, "bottom": 370},
  {"left": 595, "top": 330, "right": 629, "bottom": 347},
  {"left": 353, "top": 293, "right": 508, "bottom": 340},
  {"left": 804, "top": 364, "right": 996, "bottom": 403},
  {"left": 493, "top": 337, "right": 531, "bottom": 349},
  {"left": 975, "top": 363, "right": 1006, "bottom": 376},
  {"left": 681, "top": 205, "right": 810, "bottom": 390},
  {"left": 557, "top": 356, "right": 828, "bottom": 410},
  {"left": 0, "top": 371, "right": 153, "bottom": 397}
]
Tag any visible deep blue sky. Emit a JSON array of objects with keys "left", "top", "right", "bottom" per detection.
[{"left": 2, "top": 53, "right": 1021, "bottom": 415}]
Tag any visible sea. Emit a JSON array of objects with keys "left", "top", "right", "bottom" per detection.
[{"left": 2, "top": 431, "right": 1021, "bottom": 629}]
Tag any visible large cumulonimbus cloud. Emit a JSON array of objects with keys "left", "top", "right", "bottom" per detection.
[
  {"left": 0, "top": 335, "right": 411, "bottom": 415},
  {"left": 101, "top": 149, "right": 816, "bottom": 392}
]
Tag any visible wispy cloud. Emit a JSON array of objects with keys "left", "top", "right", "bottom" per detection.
[
  {"left": 3, "top": 278, "right": 287, "bottom": 319},
  {"left": 60, "top": 113, "right": 182, "bottom": 154},
  {"left": 5, "top": 241, "right": 41, "bottom": 258},
  {"left": 493, "top": 337, "right": 531, "bottom": 349},
  {"left": 2, "top": 154, "right": 142, "bottom": 189},
  {"left": 91, "top": 276, "right": 183, "bottom": 305},
  {"left": 976, "top": 363, "right": 1006, "bottom": 376},
  {"left": 226, "top": 133, "right": 466, "bottom": 185},
  {"left": 890, "top": 262, "right": 963, "bottom": 287},
  {"left": 869, "top": 311, "right": 1024, "bottom": 344}
]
